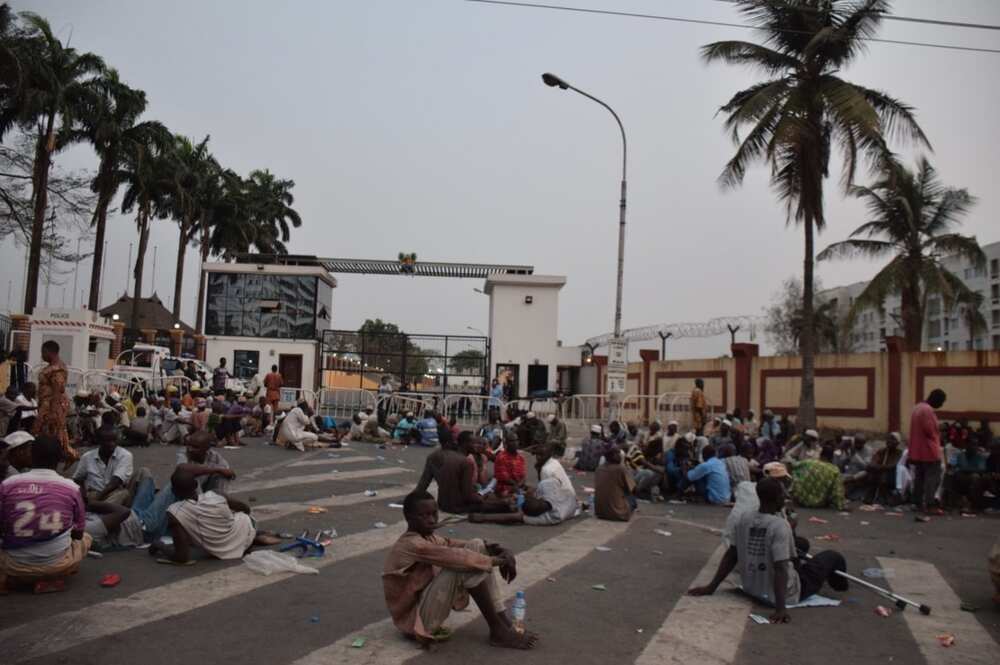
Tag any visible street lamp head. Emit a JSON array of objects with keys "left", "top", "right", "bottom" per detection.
[{"left": 541, "top": 72, "right": 569, "bottom": 90}]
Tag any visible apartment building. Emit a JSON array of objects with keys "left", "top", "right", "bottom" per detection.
[{"left": 818, "top": 240, "right": 1000, "bottom": 352}]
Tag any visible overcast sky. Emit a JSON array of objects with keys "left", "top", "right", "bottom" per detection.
[{"left": 7, "top": 0, "right": 1000, "bottom": 359}]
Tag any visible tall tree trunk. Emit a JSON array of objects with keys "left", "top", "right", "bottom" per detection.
[
  {"left": 194, "top": 227, "right": 210, "bottom": 334},
  {"left": 24, "top": 114, "right": 56, "bottom": 315},
  {"left": 901, "top": 272, "right": 922, "bottom": 352},
  {"left": 87, "top": 163, "right": 115, "bottom": 312},
  {"left": 130, "top": 204, "right": 151, "bottom": 331},
  {"left": 172, "top": 217, "right": 189, "bottom": 320},
  {"left": 797, "top": 218, "right": 817, "bottom": 430}
]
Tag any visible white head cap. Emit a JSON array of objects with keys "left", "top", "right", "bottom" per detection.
[
  {"left": 590, "top": 424, "right": 603, "bottom": 435},
  {"left": 805, "top": 429, "right": 819, "bottom": 439},
  {"left": 722, "top": 419, "right": 732, "bottom": 427},
  {"left": 684, "top": 432, "right": 696, "bottom": 443}
]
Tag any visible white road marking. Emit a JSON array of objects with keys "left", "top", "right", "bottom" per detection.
[
  {"left": 234, "top": 466, "right": 413, "bottom": 494},
  {"left": 288, "top": 455, "right": 377, "bottom": 467},
  {"left": 878, "top": 556, "right": 996, "bottom": 665},
  {"left": 290, "top": 517, "right": 631, "bottom": 665},
  {"left": 634, "top": 545, "right": 751, "bottom": 665},
  {"left": 1, "top": 520, "right": 412, "bottom": 664},
  {"left": 252, "top": 486, "right": 414, "bottom": 522}
]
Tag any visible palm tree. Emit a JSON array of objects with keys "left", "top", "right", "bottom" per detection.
[
  {"left": 119, "top": 131, "right": 173, "bottom": 329},
  {"left": 166, "top": 134, "right": 212, "bottom": 320},
  {"left": 244, "top": 169, "right": 301, "bottom": 254},
  {"left": 76, "top": 69, "right": 167, "bottom": 311},
  {"left": 0, "top": 4, "right": 23, "bottom": 133},
  {"left": 818, "top": 157, "right": 982, "bottom": 351},
  {"left": 3, "top": 12, "right": 104, "bottom": 314},
  {"left": 702, "top": 0, "right": 928, "bottom": 427},
  {"left": 791, "top": 299, "right": 841, "bottom": 353},
  {"left": 193, "top": 167, "right": 244, "bottom": 333}
]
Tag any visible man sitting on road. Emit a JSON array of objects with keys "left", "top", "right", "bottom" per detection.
[
  {"left": 685, "top": 444, "right": 731, "bottom": 504},
  {"left": 277, "top": 401, "right": 328, "bottom": 451},
  {"left": 85, "top": 466, "right": 179, "bottom": 545},
  {"left": 688, "top": 477, "right": 848, "bottom": 623},
  {"left": 789, "top": 445, "right": 847, "bottom": 511},
  {"left": 73, "top": 428, "right": 136, "bottom": 505},
  {"left": 414, "top": 431, "right": 483, "bottom": 514},
  {"left": 783, "top": 429, "right": 822, "bottom": 463},
  {"left": 546, "top": 414, "right": 567, "bottom": 457},
  {"left": 382, "top": 490, "right": 537, "bottom": 649},
  {"left": 416, "top": 410, "right": 440, "bottom": 447},
  {"left": 150, "top": 469, "right": 279, "bottom": 563},
  {"left": 624, "top": 434, "right": 664, "bottom": 500},
  {"left": 0, "top": 436, "right": 91, "bottom": 592},
  {"left": 575, "top": 424, "right": 608, "bottom": 472},
  {"left": 177, "top": 431, "right": 236, "bottom": 495},
  {"left": 594, "top": 447, "right": 636, "bottom": 521},
  {"left": 492, "top": 432, "right": 526, "bottom": 498},
  {"left": 523, "top": 445, "right": 578, "bottom": 525},
  {"left": 864, "top": 433, "right": 904, "bottom": 504}
]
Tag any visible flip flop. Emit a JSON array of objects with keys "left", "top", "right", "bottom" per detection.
[
  {"left": 430, "top": 627, "right": 452, "bottom": 642},
  {"left": 33, "top": 579, "right": 66, "bottom": 594}
]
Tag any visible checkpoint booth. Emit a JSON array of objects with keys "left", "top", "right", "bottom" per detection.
[{"left": 27, "top": 308, "right": 115, "bottom": 371}]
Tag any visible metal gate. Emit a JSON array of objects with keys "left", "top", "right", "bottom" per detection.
[{"left": 319, "top": 329, "right": 489, "bottom": 407}]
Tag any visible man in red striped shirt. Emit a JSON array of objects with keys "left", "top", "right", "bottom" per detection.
[{"left": 909, "top": 389, "right": 946, "bottom": 522}]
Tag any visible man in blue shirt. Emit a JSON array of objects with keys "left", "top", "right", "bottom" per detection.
[
  {"left": 416, "top": 410, "right": 440, "bottom": 447},
  {"left": 686, "top": 444, "right": 731, "bottom": 504}
]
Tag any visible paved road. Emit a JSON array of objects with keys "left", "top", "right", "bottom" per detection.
[{"left": 2, "top": 439, "right": 997, "bottom": 665}]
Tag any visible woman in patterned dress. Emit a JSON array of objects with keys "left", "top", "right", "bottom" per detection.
[{"left": 34, "top": 340, "right": 77, "bottom": 463}]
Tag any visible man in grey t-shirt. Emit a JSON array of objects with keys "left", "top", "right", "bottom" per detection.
[{"left": 687, "top": 478, "right": 848, "bottom": 624}]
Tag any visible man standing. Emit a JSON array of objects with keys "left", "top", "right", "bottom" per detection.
[
  {"left": 488, "top": 379, "right": 503, "bottom": 421},
  {"left": 910, "top": 389, "right": 946, "bottom": 522},
  {"left": 382, "top": 491, "right": 536, "bottom": 649},
  {"left": 690, "top": 378, "right": 707, "bottom": 435},
  {"left": 34, "top": 341, "right": 75, "bottom": 463},
  {"left": 688, "top": 478, "right": 848, "bottom": 623},
  {"left": 0, "top": 436, "right": 91, "bottom": 592},
  {"left": 263, "top": 365, "right": 283, "bottom": 415},
  {"left": 212, "top": 357, "right": 230, "bottom": 395},
  {"left": 378, "top": 376, "right": 393, "bottom": 426}
]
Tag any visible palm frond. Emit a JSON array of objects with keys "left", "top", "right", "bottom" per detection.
[
  {"left": 701, "top": 40, "right": 799, "bottom": 74},
  {"left": 817, "top": 238, "right": 895, "bottom": 262}
]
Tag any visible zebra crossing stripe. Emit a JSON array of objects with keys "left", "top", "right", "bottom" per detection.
[
  {"left": 234, "top": 466, "right": 413, "bottom": 494},
  {"left": 878, "top": 556, "right": 996, "bottom": 664},
  {"left": 288, "top": 456, "right": 378, "bottom": 468},
  {"left": 252, "top": 486, "right": 414, "bottom": 522},
  {"left": 290, "top": 517, "right": 631, "bottom": 665},
  {"left": 0, "top": 520, "right": 411, "bottom": 664},
  {"left": 634, "top": 545, "right": 750, "bottom": 665}
]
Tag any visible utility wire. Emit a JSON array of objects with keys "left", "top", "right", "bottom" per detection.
[
  {"left": 707, "top": 0, "right": 1000, "bottom": 32},
  {"left": 466, "top": 0, "right": 1000, "bottom": 54}
]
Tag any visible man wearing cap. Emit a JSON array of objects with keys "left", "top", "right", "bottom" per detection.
[
  {"left": 711, "top": 419, "right": 735, "bottom": 455},
  {"left": 517, "top": 412, "right": 548, "bottom": 453},
  {"left": 690, "top": 379, "right": 707, "bottom": 434},
  {"left": 575, "top": 424, "right": 608, "bottom": 472},
  {"left": 783, "top": 429, "right": 822, "bottom": 464},
  {"left": 839, "top": 435, "right": 871, "bottom": 500},
  {"left": 546, "top": 414, "right": 567, "bottom": 457},
  {"left": 1, "top": 431, "right": 34, "bottom": 479},
  {"left": 663, "top": 421, "right": 680, "bottom": 450},
  {"left": 865, "top": 433, "right": 904, "bottom": 504},
  {"left": 0, "top": 436, "right": 91, "bottom": 592}
]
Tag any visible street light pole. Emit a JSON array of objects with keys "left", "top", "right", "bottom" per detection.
[{"left": 542, "top": 72, "right": 628, "bottom": 420}]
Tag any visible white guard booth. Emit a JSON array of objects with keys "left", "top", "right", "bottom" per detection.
[
  {"left": 27, "top": 308, "right": 116, "bottom": 393},
  {"left": 485, "top": 274, "right": 582, "bottom": 397}
]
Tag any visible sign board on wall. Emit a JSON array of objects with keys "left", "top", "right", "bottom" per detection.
[{"left": 607, "top": 337, "right": 627, "bottom": 395}]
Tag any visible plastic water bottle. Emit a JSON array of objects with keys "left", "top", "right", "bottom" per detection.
[
  {"left": 511, "top": 591, "right": 527, "bottom": 634},
  {"left": 516, "top": 491, "right": 525, "bottom": 511}
]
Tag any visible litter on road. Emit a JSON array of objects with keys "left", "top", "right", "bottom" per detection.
[
  {"left": 592, "top": 584, "right": 607, "bottom": 591},
  {"left": 654, "top": 529, "right": 672, "bottom": 537}
]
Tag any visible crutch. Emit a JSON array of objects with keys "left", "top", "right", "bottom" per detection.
[{"left": 798, "top": 550, "right": 931, "bottom": 615}]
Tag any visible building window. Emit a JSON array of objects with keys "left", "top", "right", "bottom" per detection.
[
  {"left": 975, "top": 338, "right": 984, "bottom": 350},
  {"left": 927, "top": 299, "right": 941, "bottom": 315},
  {"left": 992, "top": 284, "right": 999, "bottom": 302},
  {"left": 927, "top": 319, "right": 941, "bottom": 338},
  {"left": 991, "top": 258, "right": 999, "bottom": 277},
  {"left": 233, "top": 350, "right": 260, "bottom": 380},
  {"left": 994, "top": 335, "right": 1000, "bottom": 350},
  {"left": 205, "top": 272, "right": 319, "bottom": 339},
  {"left": 993, "top": 310, "right": 1000, "bottom": 328}
]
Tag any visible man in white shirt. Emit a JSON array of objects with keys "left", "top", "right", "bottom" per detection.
[
  {"left": 14, "top": 382, "right": 38, "bottom": 432},
  {"left": 277, "top": 402, "right": 321, "bottom": 451},
  {"left": 72, "top": 430, "right": 135, "bottom": 505},
  {"left": 160, "top": 402, "right": 191, "bottom": 444},
  {"left": 523, "top": 445, "right": 579, "bottom": 525}
]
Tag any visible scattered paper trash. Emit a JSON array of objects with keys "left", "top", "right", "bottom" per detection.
[
  {"left": 807, "top": 516, "right": 828, "bottom": 524},
  {"left": 223, "top": 445, "right": 240, "bottom": 449},
  {"left": 960, "top": 513, "right": 976, "bottom": 518},
  {"left": 376, "top": 456, "right": 386, "bottom": 462},
  {"left": 654, "top": 529, "right": 672, "bottom": 537},
  {"left": 592, "top": 584, "right": 607, "bottom": 591},
  {"left": 595, "top": 546, "right": 612, "bottom": 552},
  {"left": 838, "top": 512, "right": 850, "bottom": 517},
  {"left": 652, "top": 550, "right": 664, "bottom": 556},
  {"left": 374, "top": 521, "right": 387, "bottom": 528},
  {"left": 364, "top": 490, "right": 377, "bottom": 497},
  {"left": 885, "top": 512, "right": 904, "bottom": 518},
  {"left": 351, "top": 638, "right": 366, "bottom": 648},
  {"left": 960, "top": 602, "right": 978, "bottom": 613},
  {"left": 874, "top": 605, "right": 891, "bottom": 617},
  {"left": 306, "top": 506, "right": 327, "bottom": 515},
  {"left": 860, "top": 521, "right": 870, "bottom": 526},
  {"left": 547, "top": 577, "right": 556, "bottom": 582},
  {"left": 310, "top": 615, "right": 320, "bottom": 623},
  {"left": 636, "top": 628, "right": 644, "bottom": 634},
  {"left": 749, "top": 614, "right": 770, "bottom": 625},
  {"left": 936, "top": 633, "right": 955, "bottom": 648},
  {"left": 815, "top": 533, "right": 840, "bottom": 542},
  {"left": 388, "top": 502, "right": 404, "bottom": 508},
  {"left": 99, "top": 573, "right": 121, "bottom": 588},
  {"left": 86, "top": 550, "right": 103, "bottom": 559},
  {"left": 243, "top": 551, "right": 319, "bottom": 576}
]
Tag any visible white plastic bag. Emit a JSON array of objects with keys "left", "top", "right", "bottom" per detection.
[{"left": 242, "top": 550, "right": 319, "bottom": 576}]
